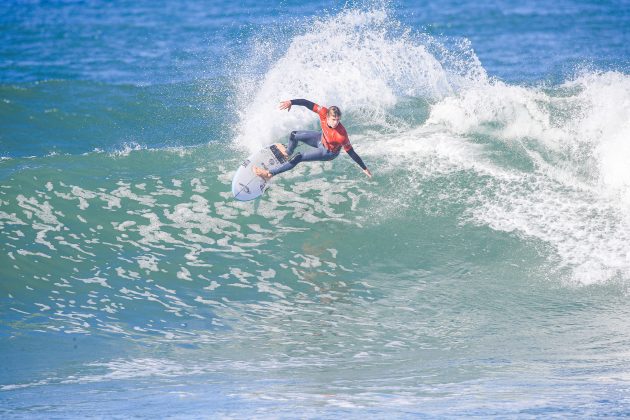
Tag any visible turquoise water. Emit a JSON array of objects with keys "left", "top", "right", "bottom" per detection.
[{"left": 1, "top": 1, "right": 630, "bottom": 417}]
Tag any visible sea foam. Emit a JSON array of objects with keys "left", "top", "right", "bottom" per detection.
[{"left": 424, "top": 70, "right": 630, "bottom": 284}]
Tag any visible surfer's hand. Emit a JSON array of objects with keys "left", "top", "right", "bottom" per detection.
[
  {"left": 279, "top": 100, "right": 292, "bottom": 111},
  {"left": 363, "top": 168, "right": 372, "bottom": 178}
]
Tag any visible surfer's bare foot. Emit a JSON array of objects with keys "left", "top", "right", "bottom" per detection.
[
  {"left": 276, "top": 143, "right": 289, "bottom": 159},
  {"left": 253, "top": 165, "right": 272, "bottom": 181}
]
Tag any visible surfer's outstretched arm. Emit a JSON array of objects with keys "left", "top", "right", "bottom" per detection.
[
  {"left": 346, "top": 148, "right": 372, "bottom": 178},
  {"left": 279, "top": 99, "right": 316, "bottom": 112}
]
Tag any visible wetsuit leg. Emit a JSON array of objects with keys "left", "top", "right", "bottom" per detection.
[
  {"left": 286, "top": 130, "right": 321, "bottom": 155},
  {"left": 270, "top": 142, "right": 338, "bottom": 176},
  {"left": 299, "top": 144, "right": 338, "bottom": 163}
]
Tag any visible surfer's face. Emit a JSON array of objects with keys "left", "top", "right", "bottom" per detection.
[{"left": 327, "top": 114, "right": 340, "bottom": 128}]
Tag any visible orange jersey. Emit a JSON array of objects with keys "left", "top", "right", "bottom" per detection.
[{"left": 312, "top": 103, "right": 352, "bottom": 153}]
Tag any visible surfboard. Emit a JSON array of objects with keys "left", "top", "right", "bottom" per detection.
[{"left": 232, "top": 143, "right": 289, "bottom": 201}]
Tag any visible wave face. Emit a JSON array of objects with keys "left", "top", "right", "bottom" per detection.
[
  {"left": 1, "top": 2, "right": 630, "bottom": 418},
  {"left": 231, "top": 7, "right": 630, "bottom": 286}
]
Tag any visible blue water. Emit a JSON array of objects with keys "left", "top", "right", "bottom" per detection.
[{"left": 2, "top": 0, "right": 630, "bottom": 417}]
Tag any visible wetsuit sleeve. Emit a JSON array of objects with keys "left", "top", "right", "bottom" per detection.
[
  {"left": 346, "top": 148, "right": 367, "bottom": 170},
  {"left": 290, "top": 99, "right": 316, "bottom": 111}
]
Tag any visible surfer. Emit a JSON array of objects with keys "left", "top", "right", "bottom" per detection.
[{"left": 253, "top": 99, "right": 372, "bottom": 180}]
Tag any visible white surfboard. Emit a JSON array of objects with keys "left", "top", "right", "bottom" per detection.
[{"left": 232, "top": 144, "right": 289, "bottom": 201}]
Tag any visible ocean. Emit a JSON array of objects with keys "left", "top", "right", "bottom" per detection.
[{"left": 1, "top": 0, "right": 630, "bottom": 417}]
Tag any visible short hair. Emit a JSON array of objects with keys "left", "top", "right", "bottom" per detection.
[{"left": 327, "top": 106, "right": 341, "bottom": 118}]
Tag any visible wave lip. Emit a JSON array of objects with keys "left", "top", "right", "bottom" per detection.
[
  {"left": 233, "top": 7, "right": 486, "bottom": 152},
  {"left": 428, "top": 71, "right": 630, "bottom": 199}
]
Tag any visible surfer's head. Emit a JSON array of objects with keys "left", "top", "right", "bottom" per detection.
[{"left": 327, "top": 106, "right": 341, "bottom": 128}]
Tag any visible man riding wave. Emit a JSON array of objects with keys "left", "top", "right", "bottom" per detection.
[{"left": 253, "top": 99, "right": 372, "bottom": 180}]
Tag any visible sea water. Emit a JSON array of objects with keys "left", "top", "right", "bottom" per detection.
[{"left": 1, "top": 1, "right": 629, "bottom": 417}]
